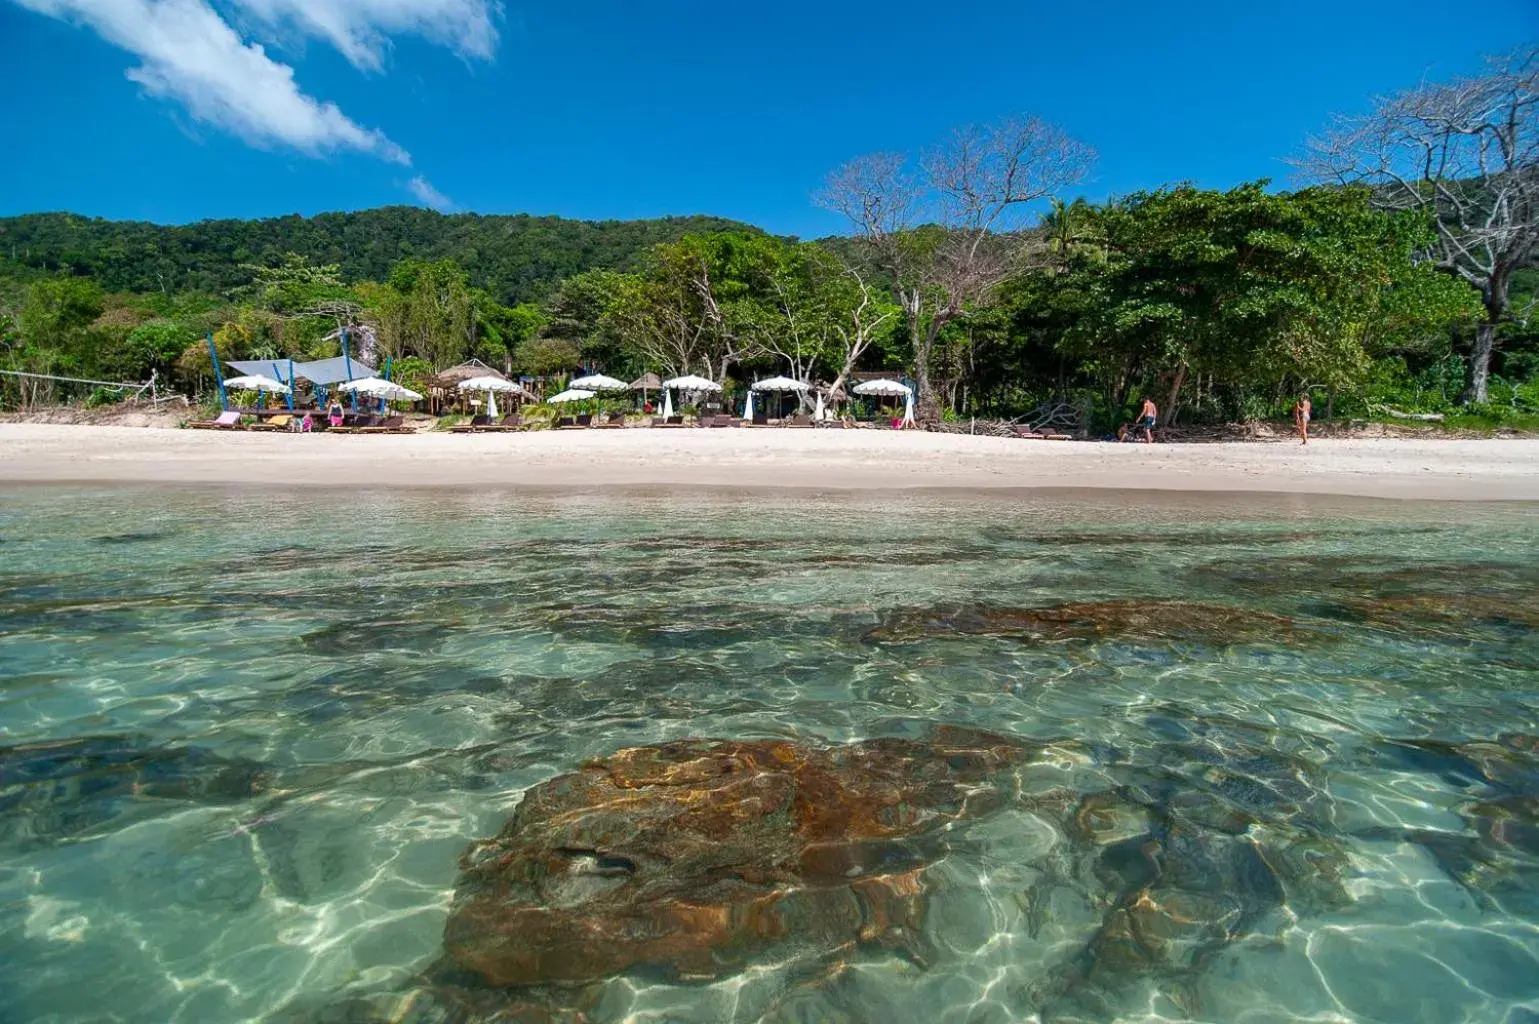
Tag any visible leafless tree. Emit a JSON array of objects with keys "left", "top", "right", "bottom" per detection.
[
  {"left": 823, "top": 265, "right": 897, "bottom": 408},
  {"left": 818, "top": 116, "right": 1093, "bottom": 420},
  {"left": 1299, "top": 46, "right": 1539, "bottom": 402},
  {"left": 611, "top": 244, "right": 762, "bottom": 383}
]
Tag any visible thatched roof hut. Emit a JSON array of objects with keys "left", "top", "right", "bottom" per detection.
[
  {"left": 629, "top": 372, "right": 663, "bottom": 391},
  {"left": 429, "top": 359, "right": 508, "bottom": 392}
]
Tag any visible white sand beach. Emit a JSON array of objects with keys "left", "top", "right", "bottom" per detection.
[{"left": 1, "top": 423, "right": 1536, "bottom": 500}]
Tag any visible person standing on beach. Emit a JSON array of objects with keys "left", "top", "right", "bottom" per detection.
[
  {"left": 1138, "top": 397, "right": 1157, "bottom": 443},
  {"left": 1293, "top": 393, "right": 1312, "bottom": 446}
]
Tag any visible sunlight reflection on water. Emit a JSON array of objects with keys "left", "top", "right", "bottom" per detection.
[{"left": 1, "top": 487, "right": 1537, "bottom": 1023}]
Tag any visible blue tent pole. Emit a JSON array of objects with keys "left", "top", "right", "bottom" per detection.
[
  {"left": 380, "top": 355, "right": 392, "bottom": 414},
  {"left": 281, "top": 358, "right": 295, "bottom": 411},
  {"left": 341, "top": 327, "right": 358, "bottom": 412},
  {"left": 206, "top": 332, "right": 228, "bottom": 411}
]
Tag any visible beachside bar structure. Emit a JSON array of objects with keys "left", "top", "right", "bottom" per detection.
[{"left": 222, "top": 354, "right": 379, "bottom": 412}]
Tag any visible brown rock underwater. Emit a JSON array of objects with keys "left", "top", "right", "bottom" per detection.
[{"left": 442, "top": 728, "right": 1032, "bottom": 987}]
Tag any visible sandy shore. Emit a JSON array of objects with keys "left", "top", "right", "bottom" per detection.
[{"left": 0, "top": 423, "right": 1536, "bottom": 500}]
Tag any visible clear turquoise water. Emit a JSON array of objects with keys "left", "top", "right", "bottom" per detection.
[{"left": 1, "top": 487, "right": 1537, "bottom": 1024}]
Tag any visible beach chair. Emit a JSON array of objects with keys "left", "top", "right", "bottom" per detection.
[
  {"left": 246, "top": 414, "right": 293, "bottom": 433},
  {"left": 357, "top": 415, "right": 408, "bottom": 434},
  {"left": 555, "top": 416, "right": 577, "bottom": 429},
  {"left": 594, "top": 412, "right": 626, "bottom": 429},
  {"left": 480, "top": 414, "right": 523, "bottom": 433},
  {"left": 450, "top": 415, "right": 491, "bottom": 434},
  {"left": 785, "top": 414, "right": 814, "bottom": 428},
  {"left": 1010, "top": 425, "right": 1044, "bottom": 440},
  {"left": 575, "top": 413, "right": 594, "bottom": 428},
  {"left": 750, "top": 413, "right": 769, "bottom": 427},
  {"left": 188, "top": 410, "right": 243, "bottom": 430}
]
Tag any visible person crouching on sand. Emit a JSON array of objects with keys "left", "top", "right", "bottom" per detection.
[{"left": 1293, "top": 393, "right": 1312, "bottom": 446}]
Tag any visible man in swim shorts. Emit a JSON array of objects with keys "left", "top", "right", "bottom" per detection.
[{"left": 1138, "top": 397, "right": 1157, "bottom": 444}]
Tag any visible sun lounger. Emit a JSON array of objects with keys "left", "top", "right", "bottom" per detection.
[
  {"left": 245, "top": 414, "right": 295, "bottom": 432},
  {"left": 785, "top": 415, "right": 814, "bottom": 428},
  {"left": 750, "top": 413, "right": 769, "bottom": 427},
  {"left": 593, "top": 413, "right": 626, "bottom": 429},
  {"left": 357, "top": 415, "right": 409, "bottom": 434},
  {"left": 188, "top": 410, "right": 243, "bottom": 430},
  {"left": 575, "top": 414, "right": 594, "bottom": 428},
  {"left": 450, "top": 415, "right": 491, "bottom": 434}
]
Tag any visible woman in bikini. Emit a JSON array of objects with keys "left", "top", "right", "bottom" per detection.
[{"left": 1293, "top": 393, "right": 1311, "bottom": 446}]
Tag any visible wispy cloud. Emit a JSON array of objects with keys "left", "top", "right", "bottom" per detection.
[
  {"left": 408, "top": 175, "right": 453, "bottom": 211},
  {"left": 9, "top": 0, "right": 500, "bottom": 166},
  {"left": 233, "top": 0, "right": 501, "bottom": 72}
]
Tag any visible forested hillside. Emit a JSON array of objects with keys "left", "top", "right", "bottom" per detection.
[{"left": 0, "top": 208, "right": 764, "bottom": 304}]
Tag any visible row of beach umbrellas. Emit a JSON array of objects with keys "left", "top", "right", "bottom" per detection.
[{"left": 227, "top": 368, "right": 913, "bottom": 421}]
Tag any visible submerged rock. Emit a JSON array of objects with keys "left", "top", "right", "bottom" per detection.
[
  {"left": 442, "top": 728, "right": 1034, "bottom": 988},
  {"left": 0, "top": 734, "right": 268, "bottom": 845},
  {"left": 865, "top": 599, "right": 1322, "bottom": 647}
]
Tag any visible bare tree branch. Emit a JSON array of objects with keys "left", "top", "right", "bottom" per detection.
[
  {"left": 1297, "top": 46, "right": 1539, "bottom": 401},
  {"left": 818, "top": 115, "right": 1094, "bottom": 419}
]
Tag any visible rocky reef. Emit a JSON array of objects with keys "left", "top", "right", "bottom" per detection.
[
  {"left": 863, "top": 600, "right": 1324, "bottom": 646},
  {"left": 442, "top": 727, "right": 1031, "bottom": 988}
]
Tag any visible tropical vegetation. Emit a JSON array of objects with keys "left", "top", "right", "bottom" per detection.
[{"left": 2, "top": 48, "right": 1534, "bottom": 430}]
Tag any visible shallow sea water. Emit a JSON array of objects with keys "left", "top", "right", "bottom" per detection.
[{"left": 1, "top": 486, "right": 1537, "bottom": 1024}]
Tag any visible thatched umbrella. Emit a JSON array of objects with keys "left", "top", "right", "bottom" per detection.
[
  {"left": 428, "top": 360, "right": 509, "bottom": 413},
  {"left": 629, "top": 372, "right": 662, "bottom": 410}
]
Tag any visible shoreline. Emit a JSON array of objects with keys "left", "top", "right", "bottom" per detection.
[{"left": 2, "top": 423, "right": 1538, "bottom": 502}]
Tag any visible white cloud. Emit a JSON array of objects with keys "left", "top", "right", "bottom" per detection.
[
  {"left": 231, "top": 0, "right": 501, "bottom": 72},
  {"left": 10, "top": 0, "right": 501, "bottom": 164},
  {"left": 408, "top": 175, "right": 452, "bottom": 211}
]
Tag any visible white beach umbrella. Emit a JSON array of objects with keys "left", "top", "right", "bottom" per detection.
[
  {"left": 458, "top": 376, "right": 528, "bottom": 395},
  {"left": 486, "top": 391, "right": 499, "bottom": 419},
  {"left": 337, "top": 377, "right": 423, "bottom": 402},
  {"left": 744, "top": 390, "right": 755, "bottom": 419},
  {"left": 852, "top": 379, "right": 912, "bottom": 397},
  {"left": 547, "top": 388, "right": 597, "bottom": 404},
  {"left": 661, "top": 374, "right": 722, "bottom": 392},
  {"left": 661, "top": 389, "right": 674, "bottom": 418},
  {"left": 901, "top": 391, "right": 916, "bottom": 428},
  {"left": 814, "top": 392, "right": 825, "bottom": 420},
  {"left": 750, "top": 375, "right": 810, "bottom": 392},
  {"left": 224, "top": 374, "right": 291, "bottom": 395},
  {"left": 569, "top": 373, "right": 628, "bottom": 392}
]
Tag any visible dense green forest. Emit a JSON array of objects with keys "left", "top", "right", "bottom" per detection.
[
  {"left": 0, "top": 208, "right": 759, "bottom": 304},
  {"left": 2, "top": 51, "right": 1534, "bottom": 431}
]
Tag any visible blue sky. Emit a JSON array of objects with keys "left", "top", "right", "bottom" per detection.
[{"left": 1, "top": 0, "right": 1535, "bottom": 238}]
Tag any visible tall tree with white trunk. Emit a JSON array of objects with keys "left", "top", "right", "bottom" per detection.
[
  {"left": 818, "top": 116, "right": 1093, "bottom": 420},
  {"left": 1300, "top": 47, "right": 1539, "bottom": 403}
]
